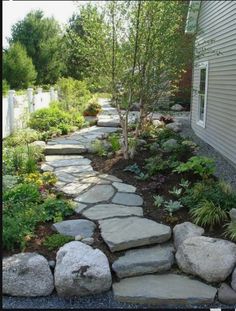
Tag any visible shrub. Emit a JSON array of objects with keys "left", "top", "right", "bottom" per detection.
[
  {"left": 181, "top": 179, "right": 236, "bottom": 212},
  {"left": 4, "top": 129, "right": 40, "bottom": 147},
  {"left": 3, "top": 201, "right": 46, "bottom": 251},
  {"left": 159, "top": 115, "right": 174, "bottom": 124},
  {"left": 173, "top": 156, "right": 216, "bottom": 178},
  {"left": 3, "top": 175, "right": 19, "bottom": 191},
  {"left": 145, "top": 155, "right": 180, "bottom": 176},
  {"left": 190, "top": 200, "right": 228, "bottom": 230},
  {"left": 108, "top": 133, "right": 121, "bottom": 152},
  {"left": 43, "top": 234, "right": 74, "bottom": 251},
  {"left": 224, "top": 222, "right": 236, "bottom": 242},
  {"left": 24, "top": 172, "right": 57, "bottom": 189},
  {"left": 57, "top": 77, "right": 91, "bottom": 112},
  {"left": 28, "top": 107, "right": 73, "bottom": 132},
  {"left": 3, "top": 183, "right": 41, "bottom": 204},
  {"left": 2, "top": 79, "right": 10, "bottom": 96},
  {"left": 41, "top": 197, "right": 75, "bottom": 222},
  {"left": 3, "top": 144, "right": 43, "bottom": 175},
  {"left": 90, "top": 139, "right": 107, "bottom": 157}
]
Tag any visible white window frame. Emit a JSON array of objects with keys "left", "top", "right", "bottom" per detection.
[{"left": 197, "top": 61, "right": 208, "bottom": 128}]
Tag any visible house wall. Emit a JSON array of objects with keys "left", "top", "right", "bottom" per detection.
[{"left": 191, "top": 0, "right": 236, "bottom": 165}]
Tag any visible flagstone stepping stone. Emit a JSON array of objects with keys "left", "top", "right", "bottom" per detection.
[
  {"left": 99, "top": 216, "right": 171, "bottom": 252},
  {"left": 75, "top": 203, "right": 87, "bottom": 214},
  {"left": 76, "top": 185, "right": 115, "bottom": 204},
  {"left": 45, "top": 144, "right": 87, "bottom": 155},
  {"left": 97, "top": 117, "right": 120, "bottom": 127},
  {"left": 82, "top": 204, "right": 143, "bottom": 220},
  {"left": 55, "top": 165, "right": 93, "bottom": 174},
  {"left": 113, "top": 274, "right": 217, "bottom": 305},
  {"left": 61, "top": 183, "right": 92, "bottom": 196},
  {"left": 52, "top": 219, "right": 96, "bottom": 238},
  {"left": 73, "top": 171, "right": 99, "bottom": 179},
  {"left": 55, "top": 181, "right": 66, "bottom": 189},
  {"left": 41, "top": 163, "right": 54, "bottom": 172},
  {"left": 45, "top": 155, "right": 84, "bottom": 162},
  {"left": 54, "top": 171, "right": 77, "bottom": 183},
  {"left": 48, "top": 158, "right": 91, "bottom": 168},
  {"left": 112, "top": 182, "right": 136, "bottom": 193},
  {"left": 82, "top": 176, "right": 111, "bottom": 185},
  {"left": 112, "top": 244, "right": 175, "bottom": 278},
  {"left": 112, "top": 193, "right": 143, "bottom": 206},
  {"left": 99, "top": 174, "right": 122, "bottom": 182},
  {"left": 48, "top": 139, "right": 82, "bottom": 145}
]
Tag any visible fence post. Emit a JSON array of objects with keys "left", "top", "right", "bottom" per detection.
[
  {"left": 8, "top": 90, "right": 15, "bottom": 134},
  {"left": 27, "top": 88, "right": 34, "bottom": 113},
  {"left": 50, "top": 87, "right": 55, "bottom": 101}
]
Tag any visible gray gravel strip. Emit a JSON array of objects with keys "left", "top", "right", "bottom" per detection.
[
  {"left": 3, "top": 291, "right": 233, "bottom": 309},
  {"left": 178, "top": 115, "right": 236, "bottom": 190}
]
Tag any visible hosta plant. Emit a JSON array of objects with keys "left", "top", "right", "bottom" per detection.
[
  {"left": 169, "top": 187, "right": 182, "bottom": 197},
  {"left": 153, "top": 195, "right": 164, "bottom": 208}
]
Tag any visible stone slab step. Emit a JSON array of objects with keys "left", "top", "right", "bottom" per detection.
[
  {"left": 99, "top": 216, "right": 171, "bottom": 252},
  {"left": 112, "top": 244, "right": 174, "bottom": 278},
  {"left": 82, "top": 204, "right": 143, "bottom": 220},
  {"left": 113, "top": 274, "right": 217, "bottom": 305},
  {"left": 45, "top": 144, "right": 87, "bottom": 155},
  {"left": 52, "top": 219, "right": 96, "bottom": 238}
]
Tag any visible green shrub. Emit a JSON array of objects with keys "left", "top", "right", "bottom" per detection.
[
  {"left": 3, "top": 202, "right": 46, "bottom": 251},
  {"left": 181, "top": 179, "right": 236, "bottom": 212},
  {"left": 43, "top": 234, "right": 74, "bottom": 251},
  {"left": 3, "top": 175, "right": 19, "bottom": 191},
  {"left": 90, "top": 139, "right": 107, "bottom": 157},
  {"left": 108, "top": 133, "right": 121, "bottom": 152},
  {"left": 190, "top": 200, "right": 228, "bottom": 230},
  {"left": 28, "top": 107, "right": 73, "bottom": 132},
  {"left": 3, "top": 183, "right": 41, "bottom": 204},
  {"left": 57, "top": 77, "right": 91, "bottom": 113},
  {"left": 3, "top": 144, "right": 43, "bottom": 175},
  {"left": 4, "top": 129, "right": 40, "bottom": 147},
  {"left": 2, "top": 79, "right": 10, "bottom": 96},
  {"left": 173, "top": 156, "right": 216, "bottom": 178},
  {"left": 224, "top": 222, "right": 236, "bottom": 242},
  {"left": 41, "top": 197, "right": 75, "bottom": 222},
  {"left": 145, "top": 155, "right": 180, "bottom": 176}
]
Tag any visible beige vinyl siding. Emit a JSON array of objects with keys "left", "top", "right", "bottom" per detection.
[{"left": 191, "top": 0, "right": 236, "bottom": 165}]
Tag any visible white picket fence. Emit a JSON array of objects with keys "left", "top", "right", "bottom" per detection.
[{"left": 2, "top": 87, "right": 58, "bottom": 138}]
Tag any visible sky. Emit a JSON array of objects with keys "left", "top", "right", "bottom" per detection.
[{"left": 2, "top": 0, "right": 86, "bottom": 47}]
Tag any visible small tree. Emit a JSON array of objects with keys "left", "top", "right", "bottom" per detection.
[{"left": 3, "top": 42, "right": 37, "bottom": 89}]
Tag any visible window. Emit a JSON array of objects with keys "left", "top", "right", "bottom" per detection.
[{"left": 197, "top": 62, "right": 208, "bottom": 128}]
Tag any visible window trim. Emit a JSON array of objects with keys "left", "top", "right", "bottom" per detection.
[{"left": 197, "top": 61, "right": 208, "bottom": 128}]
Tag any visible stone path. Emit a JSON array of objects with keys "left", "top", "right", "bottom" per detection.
[{"left": 40, "top": 99, "right": 220, "bottom": 305}]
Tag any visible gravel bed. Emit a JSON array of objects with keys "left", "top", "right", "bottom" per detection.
[
  {"left": 177, "top": 115, "right": 236, "bottom": 190},
  {"left": 3, "top": 290, "right": 232, "bottom": 309}
]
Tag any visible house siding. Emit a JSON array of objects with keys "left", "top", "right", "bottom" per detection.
[{"left": 191, "top": 0, "right": 236, "bottom": 165}]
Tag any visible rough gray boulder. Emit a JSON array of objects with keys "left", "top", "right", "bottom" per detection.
[
  {"left": 173, "top": 222, "right": 204, "bottom": 249},
  {"left": 3, "top": 253, "right": 54, "bottom": 297},
  {"left": 176, "top": 236, "right": 236, "bottom": 283},
  {"left": 229, "top": 208, "right": 236, "bottom": 222},
  {"left": 218, "top": 283, "right": 236, "bottom": 305},
  {"left": 54, "top": 241, "right": 112, "bottom": 297},
  {"left": 231, "top": 268, "right": 236, "bottom": 291},
  {"left": 166, "top": 122, "right": 182, "bottom": 133},
  {"left": 171, "top": 104, "right": 184, "bottom": 111}
]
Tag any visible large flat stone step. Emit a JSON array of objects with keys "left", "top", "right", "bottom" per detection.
[
  {"left": 45, "top": 144, "right": 87, "bottom": 155},
  {"left": 98, "top": 216, "right": 171, "bottom": 252},
  {"left": 113, "top": 274, "right": 217, "bottom": 305},
  {"left": 112, "top": 244, "right": 174, "bottom": 278}
]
